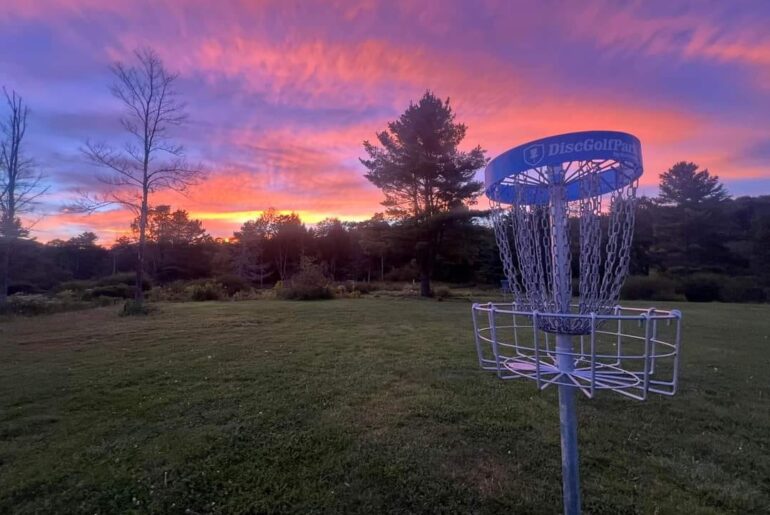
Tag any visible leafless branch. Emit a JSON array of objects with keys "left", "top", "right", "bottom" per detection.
[
  {"left": 64, "top": 188, "right": 141, "bottom": 215},
  {"left": 73, "top": 47, "right": 204, "bottom": 302},
  {"left": 1, "top": 86, "right": 47, "bottom": 237}
]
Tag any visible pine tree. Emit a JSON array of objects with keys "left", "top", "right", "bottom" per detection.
[{"left": 361, "top": 91, "right": 487, "bottom": 296}]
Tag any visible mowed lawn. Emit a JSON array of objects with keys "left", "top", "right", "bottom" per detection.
[{"left": 1, "top": 298, "right": 768, "bottom": 514}]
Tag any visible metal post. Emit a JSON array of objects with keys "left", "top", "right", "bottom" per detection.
[
  {"left": 550, "top": 165, "right": 581, "bottom": 515},
  {"left": 556, "top": 334, "right": 580, "bottom": 514}
]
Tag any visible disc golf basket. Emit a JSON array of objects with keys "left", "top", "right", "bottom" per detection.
[{"left": 472, "top": 131, "right": 683, "bottom": 514}]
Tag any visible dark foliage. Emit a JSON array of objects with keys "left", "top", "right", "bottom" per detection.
[
  {"left": 189, "top": 282, "right": 226, "bottom": 301},
  {"left": 8, "top": 160, "right": 770, "bottom": 306},
  {"left": 621, "top": 275, "right": 679, "bottom": 301},
  {"left": 119, "top": 299, "right": 153, "bottom": 316},
  {"left": 682, "top": 274, "right": 722, "bottom": 302},
  {"left": 277, "top": 259, "right": 334, "bottom": 300}
]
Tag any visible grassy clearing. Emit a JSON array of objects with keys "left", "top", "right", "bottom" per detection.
[{"left": 1, "top": 298, "right": 769, "bottom": 513}]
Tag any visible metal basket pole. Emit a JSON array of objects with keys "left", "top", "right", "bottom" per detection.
[
  {"left": 550, "top": 165, "right": 581, "bottom": 515},
  {"left": 477, "top": 131, "right": 683, "bottom": 513}
]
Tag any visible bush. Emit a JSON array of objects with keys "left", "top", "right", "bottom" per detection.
[
  {"left": 146, "top": 281, "right": 194, "bottom": 302},
  {"left": 55, "top": 289, "right": 81, "bottom": 302},
  {"left": 0, "top": 294, "right": 90, "bottom": 316},
  {"left": 621, "top": 275, "right": 679, "bottom": 301},
  {"left": 434, "top": 286, "right": 452, "bottom": 299},
  {"left": 384, "top": 263, "right": 419, "bottom": 282},
  {"left": 277, "top": 259, "right": 334, "bottom": 300},
  {"left": 718, "top": 276, "right": 766, "bottom": 303},
  {"left": 119, "top": 299, "right": 153, "bottom": 316},
  {"left": 232, "top": 288, "right": 260, "bottom": 301},
  {"left": 187, "top": 282, "right": 226, "bottom": 301},
  {"left": 352, "top": 282, "right": 376, "bottom": 294},
  {"left": 369, "top": 281, "right": 402, "bottom": 292},
  {"left": 89, "top": 284, "right": 134, "bottom": 299},
  {"left": 56, "top": 274, "right": 152, "bottom": 294},
  {"left": 56, "top": 279, "right": 97, "bottom": 293},
  {"left": 8, "top": 281, "right": 44, "bottom": 295},
  {"left": 215, "top": 274, "right": 250, "bottom": 295},
  {"left": 97, "top": 273, "right": 152, "bottom": 290},
  {"left": 682, "top": 273, "right": 722, "bottom": 302}
]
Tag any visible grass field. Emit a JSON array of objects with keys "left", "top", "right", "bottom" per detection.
[{"left": 1, "top": 298, "right": 769, "bottom": 514}]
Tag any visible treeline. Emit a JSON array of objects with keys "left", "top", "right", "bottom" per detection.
[
  {"left": 5, "top": 206, "right": 500, "bottom": 296},
  {"left": 626, "top": 162, "right": 769, "bottom": 302},
  {"left": 6, "top": 183, "right": 770, "bottom": 303}
]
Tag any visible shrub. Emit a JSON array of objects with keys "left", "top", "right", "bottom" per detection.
[
  {"left": 187, "top": 282, "right": 226, "bottom": 301},
  {"left": 56, "top": 279, "right": 97, "bottom": 292},
  {"left": 278, "top": 259, "right": 334, "bottom": 300},
  {"left": 384, "top": 263, "right": 419, "bottom": 282},
  {"left": 232, "top": 288, "right": 260, "bottom": 301},
  {"left": 718, "top": 276, "right": 766, "bottom": 303},
  {"left": 119, "top": 299, "right": 153, "bottom": 316},
  {"left": 8, "top": 281, "right": 43, "bottom": 295},
  {"left": 335, "top": 281, "right": 375, "bottom": 295},
  {"left": 97, "top": 273, "right": 152, "bottom": 291},
  {"left": 682, "top": 273, "right": 722, "bottom": 302},
  {"left": 434, "top": 286, "right": 452, "bottom": 299},
  {"left": 621, "top": 275, "right": 679, "bottom": 301},
  {"left": 54, "top": 289, "right": 81, "bottom": 302},
  {"left": 1, "top": 294, "right": 90, "bottom": 316},
  {"left": 369, "top": 281, "right": 401, "bottom": 292},
  {"left": 149, "top": 280, "right": 198, "bottom": 302},
  {"left": 215, "top": 274, "right": 250, "bottom": 295},
  {"left": 89, "top": 284, "right": 133, "bottom": 299},
  {"left": 352, "top": 282, "right": 376, "bottom": 294}
]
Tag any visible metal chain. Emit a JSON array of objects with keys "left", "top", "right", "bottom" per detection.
[{"left": 489, "top": 160, "right": 639, "bottom": 335}]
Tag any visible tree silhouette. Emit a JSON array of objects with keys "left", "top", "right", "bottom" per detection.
[
  {"left": 657, "top": 161, "right": 728, "bottom": 207},
  {"left": 654, "top": 162, "right": 730, "bottom": 272},
  {"left": 0, "top": 88, "right": 47, "bottom": 304},
  {"left": 76, "top": 48, "right": 203, "bottom": 305},
  {"left": 361, "top": 91, "right": 487, "bottom": 295}
]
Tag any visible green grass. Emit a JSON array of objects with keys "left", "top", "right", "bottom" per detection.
[{"left": 1, "top": 298, "right": 769, "bottom": 514}]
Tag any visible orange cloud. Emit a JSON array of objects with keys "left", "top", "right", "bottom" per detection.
[{"left": 7, "top": 0, "right": 770, "bottom": 243}]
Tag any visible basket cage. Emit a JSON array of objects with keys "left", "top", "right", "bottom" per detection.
[{"left": 472, "top": 302, "right": 682, "bottom": 400}]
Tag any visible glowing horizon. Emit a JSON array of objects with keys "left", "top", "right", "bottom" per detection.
[{"left": 2, "top": 1, "right": 770, "bottom": 243}]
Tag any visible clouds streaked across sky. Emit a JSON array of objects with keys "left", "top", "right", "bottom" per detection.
[{"left": 1, "top": 0, "right": 769, "bottom": 241}]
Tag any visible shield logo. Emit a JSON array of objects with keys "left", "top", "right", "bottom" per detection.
[{"left": 523, "top": 143, "right": 545, "bottom": 167}]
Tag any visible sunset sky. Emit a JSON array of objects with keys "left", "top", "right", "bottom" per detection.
[{"left": 2, "top": 0, "right": 769, "bottom": 242}]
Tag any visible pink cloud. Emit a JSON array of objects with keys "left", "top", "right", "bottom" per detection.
[{"left": 5, "top": 0, "right": 769, "bottom": 242}]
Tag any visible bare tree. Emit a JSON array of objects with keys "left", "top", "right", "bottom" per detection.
[
  {"left": 77, "top": 48, "right": 203, "bottom": 304},
  {"left": 0, "top": 88, "right": 47, "bottom": 304}
]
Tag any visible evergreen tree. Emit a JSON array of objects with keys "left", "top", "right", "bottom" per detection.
[
  {"left": 657, "top": 161, "right": 728, "bottom": 207},
  {"left": 654, "top": 162, "right": 731, "bottom": 273},
  {"left": 361, "top": 91, "right": 487, "bottom": 296}
]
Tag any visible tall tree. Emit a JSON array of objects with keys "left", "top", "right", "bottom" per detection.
[
  {"left": 654, "top": 162, "right": 730, "bottom": 272},
  {"left": 0, "top": 88, "right": 47, "bottom": 304},
  {"left": 131, "top": 206, "right": 207, "bottom": 246},
  {"left": 231, "top": 217, "right": 272, "bottom": 287},
  {"left": 78, "top": 48, "right": 202, "bottom": 304},
  {"left": 266, "top": 211, "right": 308, "bottom": 281},
  {"left": 657, "top": 161, "right": 728, "bottom": 207},
  {"left": 361, "top": 91, "right": 486, "bottom": 295},
  {"left": 357, "top": 214, "right": 390, "bottom": 282},
  {"left": 315, "top": 218, "right": 351, "bottom": 280},
  {"left": 47, "top": 232, "right": 109, "bottom": 280},
  {"left": 228, "top": 209, "right": 308, "bottom": 284},
  {"left": 130, "top": 205, "right": 209, "bottom": 278}
]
